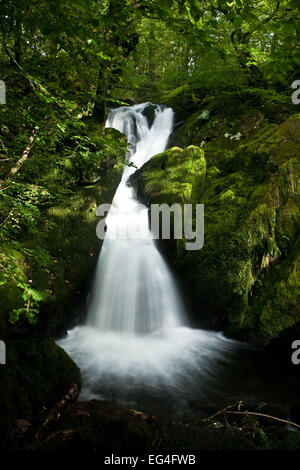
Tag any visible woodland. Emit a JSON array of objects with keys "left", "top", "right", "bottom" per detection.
[{"left": 0, "top": 0, "right": 300, "bottom": 452}]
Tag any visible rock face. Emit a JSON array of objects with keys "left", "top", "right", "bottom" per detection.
[
  {"left": 131, "top": 145, "right": 206, "bottom": 206},
  {"left": 131, "top": 116, "right": 300, "bottom": 347}
]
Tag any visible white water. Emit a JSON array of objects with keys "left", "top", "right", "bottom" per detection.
[
  {"left": 88, "top": 103, "right": 184, "bottom": 333},
  {"left": 58, "top": 103, "right": 240, "bottom": 417}
]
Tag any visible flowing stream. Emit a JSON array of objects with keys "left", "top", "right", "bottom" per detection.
[
  {"left": 58, "top": 103, "right": 298, "bottom": 419},
  {"left": 88, "top": 104, "right": 184, "bottom": 333}
]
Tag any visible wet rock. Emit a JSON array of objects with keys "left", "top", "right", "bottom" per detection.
[{"left": 141, "top": 103, "right": 157, "bottom": 129}]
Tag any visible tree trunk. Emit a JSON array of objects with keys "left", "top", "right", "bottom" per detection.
[
  {"left": 231, "top": 30, "right": 265, "bottom": 87},
  {"left": 92, "top": 66, "right": 108, "bottom": 122}
]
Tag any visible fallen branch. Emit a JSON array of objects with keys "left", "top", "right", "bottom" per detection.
[
  {"left": 194, "top": 401, "right": 300, "bottom": 431},
  {"left": 203, "top": 402, "right": 243, "bottom": 422},
  {"left": 189, "top": 402, "right": 243, "bottom": 425},
  {"left": 226, "top": 411, "right": 300, "bottom": 430},
  {"left": 10, "top": 129, "right": 36, "bottom": 176}
]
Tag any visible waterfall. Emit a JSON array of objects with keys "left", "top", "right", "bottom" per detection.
[
  {"left": 87, "top": 103, "right": 184, "bottom": 334},
  {"left": 58, "top": 103, "right": 240, "bottom": 418}
]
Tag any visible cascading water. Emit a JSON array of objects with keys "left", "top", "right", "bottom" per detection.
[
  {"left": 87, "top": 104, "right": 184, "bottom": 334},
  {"left": 58, "top": 103, "right": 243, "bottom": 418}
]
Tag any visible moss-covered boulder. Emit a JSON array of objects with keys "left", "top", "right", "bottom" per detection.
[
  {"left": 130, "top": 145, "right": 206, "bottom": 261},
  {"left": 131, "top": 145, "right": 206, "bottom": 206},
  {"left": 132, "top": 116, "right": 300, "bottom": 346},
  {"left": 0, "top": 335, "right": 81, "bottom": 450}
]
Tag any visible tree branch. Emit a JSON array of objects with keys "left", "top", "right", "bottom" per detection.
[
  {"left": 196, "top": 401, "right": 300, "bottom": 431},
  {"left": 10, "top": 129, "right": 36, "bottom": 176},
  {"left": 226, "top": 411, "right": 300, "bottom": 430}
]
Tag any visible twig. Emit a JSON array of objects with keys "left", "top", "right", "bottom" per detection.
[
  {"left": 186, "top": 399, "right": 300, "bottom": 436},
  {"left": 201, "top": 402, "right": 243, "bottom": 423},
  {"left": 197, "top": 401, "right": 300, "bottom": 431},
  {"left": 0, "top": 137, "right": 8, "bottom": 155},
  {"left": 0, "top": 209, "right": 13, "bottom": 227},
  {"left": 226, "top": 411, "right": 300, "bottom": 430}
]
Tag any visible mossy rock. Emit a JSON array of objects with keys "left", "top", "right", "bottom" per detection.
[
  {"left": 0, "top": 335, "right": 81, "bottom": 450},
  {"left": 131, "top": 145, "right": 206, "bottom": 206},
  {"left": 130, "top": 145, "right": 206, "bottom": 262},
  {"left": 247, "top": 238, "right": 300, "bottom": 345},
  {"left": 133, "top": 116, "right": 300, "bottom": 346}
]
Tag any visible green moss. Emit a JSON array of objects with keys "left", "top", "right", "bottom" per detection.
[
  {"left": 248, "top": 239, "right": 300, "bottom": 344},
  {"left": 163, "top": 84, "right": 189, "bottom": 99},
  {"left": 247, "top": 115, "right": 300, "bottom": 167},
  {"left": 132, "top": 145, "right": 206, "bottom": 206},
  {"left": 206, "top": 165, "right": 220, "bottom": 180}
]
